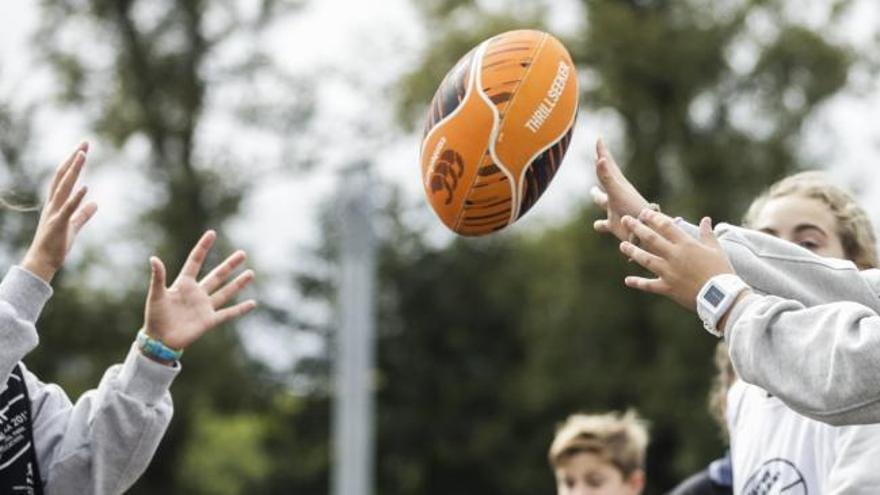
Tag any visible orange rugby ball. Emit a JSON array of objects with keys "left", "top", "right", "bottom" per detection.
[{"left": 420, "top": 29, "right": 579, "bottom": 236}]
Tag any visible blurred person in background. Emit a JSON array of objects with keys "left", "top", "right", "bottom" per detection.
[
  {"left": 549, "top": 410, "right": 648, "bottom": 495},
  {"left": 667, "top": 343, "right": 733, "bottom": 495},
  {"left": 0, "top": 143, "right": 256, "bottom": 494}
]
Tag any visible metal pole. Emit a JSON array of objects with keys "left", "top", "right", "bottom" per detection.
[{"left": 332, "top": 163, "right": 375, "bottom": 495}]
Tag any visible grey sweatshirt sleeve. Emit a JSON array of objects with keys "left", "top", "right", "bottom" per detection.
[
  {"left": 672, "top": 222, "right": 880, "bottom": 424},
  {"left": 0, "top": 266, "right": 53, "bottom": 385},
  {"left": 715, "top": 223, "right": 880, "bottom": 307},
  {"left": 0, "top": 265, "right": 179, "bottom": 493},
  {"left": 725, "top": 294, "right": 880, "bottom": 425},
  {"left": 27, "top": 344, "right": 179, "bottom": 495}
]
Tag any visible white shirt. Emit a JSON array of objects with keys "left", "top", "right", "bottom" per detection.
[{"left": 727, "top": 380, "right": 880, "bottom": 494}]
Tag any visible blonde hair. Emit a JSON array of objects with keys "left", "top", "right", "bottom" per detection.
[
  {"left": 708, "top": 342, "right": 737, "bottom": 439},
  {"left": 548, "top": 410, "right": 649, "bottom": 477},
  {"left": 743, "top": 171, "right": 878, "bottom": 269}
]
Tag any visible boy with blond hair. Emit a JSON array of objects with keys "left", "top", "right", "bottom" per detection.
[{"left": 549, "top": 410, "right": 648, "bottom": 495}]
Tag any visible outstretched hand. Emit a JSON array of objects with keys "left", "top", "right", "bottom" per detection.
[
  {"left": 22, "top": 142, "right": 98, "bottom": 282},
  {"left": 590, "top": 138, "right": 651, "bottom": 241},
  {"left": 618, "top": 209, "right": 736, "bottom": 310},
  {"left": 143, "top": 231, "right": 256, "bottom": 350}
]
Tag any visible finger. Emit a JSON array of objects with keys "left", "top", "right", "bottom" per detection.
[
  {"left": 49, "top": 142, "right": 88, "bottom": 199},
  {"left": 594, "top": 219, "right": 610, "bottom": 233},
  {"left": 200, "top": 249, "right": 247, "bottom": 293},
  {"left": 51, "top": 150, "right": 87, "bottom": 209},
  {"left": 621, "top": 215, "right": 674, "bottom": 256},
  {"left": 620, "top": 240, "right": 667, "bottom": 276},
  {"left": 148, "top": 257, "right": 167, "bottom": 301},
  {"left": 699, "top": 217, "right": 721, "bottom": 248},
  {"left": 638, "top": 209, "right": 687, "bottom": 244},
  {"left": 70, "top": 202, "right": 98, "bottom": 234},
  {"left": 214, "top": 299, "right": 258, "bottom": 327},
  {"left": 597, "top": 139, "right": 624, "bottom": 182},
  {"left": 180, "top": 230, "right": 217, "bottom": 279},
  {"left": 590, "top": 186, "right": 609, "bottom": 209},
  {"left": 210, "top": 269, "right": 255, "bottom": 309},
  {"left": 595, "top": 156, "right": 614, "bottom": 189},
  {"left": 624, "top": 275, "right": 671, "bottom": 295},
  {"left": 595, "top": 139, "right": 621, "bottom": 182},
  {"left": 59, "top": 186, "right": 88, "bottom": 220}
]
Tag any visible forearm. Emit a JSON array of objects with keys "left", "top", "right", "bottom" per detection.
[
  {"left": 33, "top": 344, "right": 178, "bottom": 494},
  {"left": 725, "top": 293, "right": 880, "bottom": 425},
  {"left": 0, "top": 266, "right": 53, "bottom": 384},
  {"left": 715, "top": 224, "right": 880, "bottom": 308}
]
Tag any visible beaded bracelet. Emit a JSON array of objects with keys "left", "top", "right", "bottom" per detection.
[{"left": 137, "top": 330, "right": 184, "bottom": 362}]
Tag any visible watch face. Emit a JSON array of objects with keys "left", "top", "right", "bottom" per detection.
[{"left": 703, "top": 285, "right": 725, "bottom": 308}]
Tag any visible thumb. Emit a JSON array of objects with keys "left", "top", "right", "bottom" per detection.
[
  {"left": 699, "top": 217, "right": 721, "bottom": 248},
  {"left": 148, "top": 256, "right": 167, "bottom": 301}
]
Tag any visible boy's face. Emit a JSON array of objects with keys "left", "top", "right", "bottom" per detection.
[
  {"left": 554, "top": 452, "right": 644, "bottom": 495},
  {"left": 753, "top": 195, "right": 846, "bottom": 260}
]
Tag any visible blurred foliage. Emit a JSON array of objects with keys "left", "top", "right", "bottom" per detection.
[
  {"left": 296, "top": 0, "right": 859, "bottom": 493},
  {"left": 180, "top": 409, "right": 272, "bottom": 495},
  {"left": 0, "top": 0, "right": 869, "bottom": 494}
]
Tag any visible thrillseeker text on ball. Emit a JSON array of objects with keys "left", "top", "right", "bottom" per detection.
[{"left": 524, "top": 61, "right": 571, "bottom": 134}]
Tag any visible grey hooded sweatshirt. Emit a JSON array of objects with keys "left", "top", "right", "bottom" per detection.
[
  {"left": 0, "top": 266, "right": 178, "bottom": 494},
  {"left": 706, "top": 224, "right": 880, "bottom": 426}
]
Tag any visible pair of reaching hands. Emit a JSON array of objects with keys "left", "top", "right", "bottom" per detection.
[
  {"left": 21, "top": 142, "right": 256, "bottom": 354},
  {"left": 23, "top": 137, "right": 732, "bottom": 351},
  {"left": 589, "top": 139, "right": 738, "bottom": 314}
]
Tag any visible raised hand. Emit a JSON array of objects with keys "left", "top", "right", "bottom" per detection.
[
  {"left": 143, "top": 231, "right": 256, "bottom": 351},
  {"left": 590, "top": 138, "right": 652, "bottom": 241},
  {"left": 618, "top": 209, "right": 736, "bottom": 310},
  {"left": 22, "top": 142, "right": 99, "bottom": 282}
]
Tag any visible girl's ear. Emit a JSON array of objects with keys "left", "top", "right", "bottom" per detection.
[{"left": 625, "top": 469, "right": 645, "bottom": 495}]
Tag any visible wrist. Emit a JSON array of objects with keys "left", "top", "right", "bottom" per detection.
[
  {"left": 137, "top": 329, "right": 183, "bottom": 365},
  {"left": 21, "top": 254, "right": 57, "bottom": 283},
  {"left": 138, "top": 347, "right": 176, "bottom": 366},
  {"left": 717, "top": 290, "right": 751, "bottom": 337}
]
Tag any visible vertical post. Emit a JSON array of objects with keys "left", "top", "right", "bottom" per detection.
[{"left": 332, "top": 163, "right": 375, "bottom": 495}]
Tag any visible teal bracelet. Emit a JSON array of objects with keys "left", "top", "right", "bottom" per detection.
[{"left": 137, "top": 330, "right": 183, "bottom": 362}]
